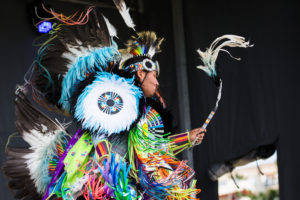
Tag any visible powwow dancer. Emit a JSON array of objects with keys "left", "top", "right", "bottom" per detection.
[{"left": 3, "top": 1, "right": 252, "bottom": 199}]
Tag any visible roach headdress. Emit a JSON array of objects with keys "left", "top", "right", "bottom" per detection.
[
  {"left": 119, "top": 31, "right": 164, "bottom": 76},
  {"left": 111, "top": 0, "right": 164, "bottom": 76}
]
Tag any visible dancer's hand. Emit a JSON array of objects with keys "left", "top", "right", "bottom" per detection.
[{"left": 189, "top": 128, "right": 206, "bottom": 145}]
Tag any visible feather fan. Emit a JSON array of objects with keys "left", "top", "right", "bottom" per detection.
[{"left": 3, "top": 91, "right": 69, "bottom": 199}]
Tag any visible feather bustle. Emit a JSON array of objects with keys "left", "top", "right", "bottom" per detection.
[
  {"left": 15, "top": 92, "right": 60, "bottom": 134},
  {"left": 4, "top": 92, "right": 70, "bottom": 196}
]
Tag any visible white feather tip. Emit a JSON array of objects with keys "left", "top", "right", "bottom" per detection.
[
  {"left": 113, "top": 0, "right": 136, "bottom": 30},
  {"left": 196, "top": 34, "right": 253, "bottom": 70},
  {"left": 103, "top": 16, "right": 118, "bottom": 38}
]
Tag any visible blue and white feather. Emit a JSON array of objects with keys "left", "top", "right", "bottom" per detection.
[
  {"left": 74, "top": 72, "right": 142, "bottom": 136},
  {"left": 59, "top": 45, "right": 121, "bottom": 111}
]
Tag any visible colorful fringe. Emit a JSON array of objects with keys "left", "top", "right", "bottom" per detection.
[
  {"left": 35, "top": 5, "right": 94, "bottom": 50},
  {"left": 48, "top": 135, "right": 69, "bottom": 176},
  {"left": 42, "top": 4, "right": 93, "bottom": 26},
  {"left": 168, "top": 132, "right": 192, "bottom": 155},
  {"left": 128, "top": 125, "right": 200, "bottom": 199},
  {"left": 46, "top": 130, "right": 138, "bottom": 200},
  {"left": 96, "top": 154, "right": 138, "bottom": 200},
  {"left": 45, "top": 128, "right": 199, "bottom": 199},
  {"left": 69, "top": 153, "right": 138, "bottom": 200}
]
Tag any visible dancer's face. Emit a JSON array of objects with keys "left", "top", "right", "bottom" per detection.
[{"left": 137, "top": 70, "right": 159, "bottom": 97}]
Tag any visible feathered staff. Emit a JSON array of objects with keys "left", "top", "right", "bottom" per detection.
[{"left": 192, "top": 35, "right": 253, "bottom": 146}]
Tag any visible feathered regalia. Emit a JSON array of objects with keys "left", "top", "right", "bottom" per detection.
[
  {"left": 3, "top": 2, "right": 199, "bottom": 200},
  {"left": 3, "top": 1, "right": 252, "bottom": 199}
]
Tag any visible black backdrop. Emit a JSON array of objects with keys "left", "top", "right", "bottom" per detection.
[{"left": 0, "top": 0, "right": 299, "bottom": 199}]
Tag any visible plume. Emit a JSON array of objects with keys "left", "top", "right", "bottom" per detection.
[
  {"left": 103, "top": 15, "right": 118, "bottom": 38},
  {"left": 112, "top": 0, "right": 136, "bottom": 30},
  {"left": 196, "top": 34, "right": 253, "bottom": 84},
  {"left": 192, "top": 35, "right": 253, "bottom": 147},
  {"left": 126, "top": 31, "right": 164, "bottom": 58}
]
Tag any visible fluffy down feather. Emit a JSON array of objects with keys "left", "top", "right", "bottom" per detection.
[
  {"left": 74, "top": 72, "right": 142, "bottom": 136},
  {"left": 59, "top": 45, "right": 121, "bottom": 111}
]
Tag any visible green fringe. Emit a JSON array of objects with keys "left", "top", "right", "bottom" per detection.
[{"left": 128, "top": 124, "right": 172, "bottom": 181}]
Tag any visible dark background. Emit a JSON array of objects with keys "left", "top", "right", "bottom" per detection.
[{"left": 0, "top": 0, "right": 299, "bottom": 199}]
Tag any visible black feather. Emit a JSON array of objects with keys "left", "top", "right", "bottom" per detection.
[
  {"left": 3, "top": 92, "right": 68, "bottom": 199},
  {"left": 2, "top": 147, "right": 41, "bottom": 200},
  {"left": 14, "top": 91, "right": 58, "bottom": 135}
]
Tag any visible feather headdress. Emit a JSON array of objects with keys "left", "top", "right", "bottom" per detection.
[
  {"left": 126, "top": 31, "right": 164, "bottom": 58},
  {"left": 119, "top": 31, "right": 164, "bottom": 75}
]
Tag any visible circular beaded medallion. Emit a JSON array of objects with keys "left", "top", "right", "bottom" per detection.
[{"left": 98, "top": 91, "right": 124, "bottom": 115}]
